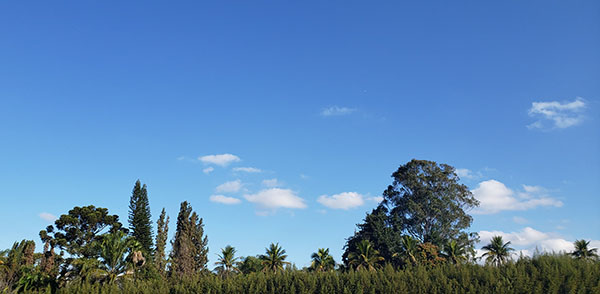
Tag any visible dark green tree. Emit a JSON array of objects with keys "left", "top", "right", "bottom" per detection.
[
  {"left": 128, "top": 180, "right": 153, "bottom": 256},
  {"left": 571, "top": 239, "right": 598, "bottom": 260},
  {"left": 347, "top": 240, "right": 384, "bottom": 271},
  {"left": 169, "top": 201, "right": 208, "bottom": 276},
  {"left": 482, "top": 236, "right": 514, "bottom": 266},
  {"left": 39, "top": 205, "right": 124, "bottom": 258},
  {"left": 214, "top": 245, "right": 239, "bottom": 277},
  {"left": 154, "top": 208, "right": 169, "bottom": 275},
  {"left": 259, "top": 243, "right": 290, "bottom": 272},
  {"left": 382, "top": 159, "right": 479, "bottom": 247},
  {"left": 238, "top": 256, "right": 263, "bottom": 274},
  {"left": 0, "top": 240, "right": 36, "bottom": 290},
  {"left": 309, "top": 248, "right": 335, "bottom": 272}
]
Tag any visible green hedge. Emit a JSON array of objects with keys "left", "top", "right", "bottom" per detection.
[{"left": 23, "top": 255, "right": 600, "bottom": 294}]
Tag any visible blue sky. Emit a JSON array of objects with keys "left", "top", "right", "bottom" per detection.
[{"left": 0, "top": 1, "right": 598, "bottom": 267}]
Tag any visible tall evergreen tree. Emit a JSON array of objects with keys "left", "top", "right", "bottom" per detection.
[
  {"left": 154, "top": 208, "right": 169, "bottom": 275},
  {"left": 169, "top": 201, "right": 208, "bottom": 276},
  {"left": 128, "top": 180, "right": 153, "bottom": 256}
]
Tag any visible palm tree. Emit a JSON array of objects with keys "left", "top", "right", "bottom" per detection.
[
  {"left": 571, "top": 239, "right": 598, "bottom": 260},
  {"left": 347, "top": 240, "right": 384, "bottom": 271},
  {"left": 259, "top": 243, "right": 290, "bottom": 272},
  {"left": 441, "top": 240, "right": 467, "bottom": 264},
  {"left": 399, "top": 235, "right": 419, "bottom": 265},
  {"left": 214, "top": 245, "right": 240, "bottom": 277},
  {"left": 310, "top": 248, "right": 335, "bottom": 272},
  {"left": 482, "top": 236, "right": 514, "bottom": 266}
]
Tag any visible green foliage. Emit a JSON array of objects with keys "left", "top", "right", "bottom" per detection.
[
  {"left": 347, "top": 240, "right": 384, "bottom": 271},
  {"left": 214, "top": 245, "right": 240, "bottom": 277},
  {"left": 0, "top": 240, "right": 36, "bottom": 291},
  {"left": 482, "top": 236, "right": 514, "bottom": 266},
  {"left": 259, "top": 243, "right": 290, "bottom": 273},
  {"left": 154, "top": 208, "right": 169, "bottom": 275},
  {"left": 169, "top": 201, "right": 209, "bottom": 276},
  {"left": 17, "top": 255, "right": 599, "bottom": 294},
  {"left": 309, "top": 248, "right": 335, "bottom": 272},
  {"left": 238, "top": 256, "right": 264, "bottom": 274},
  {"left": 39, "top": 205, "right": 124, "bottom": 258},
  {"left": 571, "top": 239, "right": 598, "bottom": 260},
  {"left": 128, "top": 180, "right": 154, "bottom": 256}
]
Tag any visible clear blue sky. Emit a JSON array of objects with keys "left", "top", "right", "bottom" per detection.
[{"left": 1, "top": 1, "right": 598, "bottom": 267}]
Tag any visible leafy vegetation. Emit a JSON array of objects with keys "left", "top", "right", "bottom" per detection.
[{"left": 1, "top": 160, "right": 598, "bottom": 293}]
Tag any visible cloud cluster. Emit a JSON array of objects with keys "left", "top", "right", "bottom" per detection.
[
  {"left": 216, "top": 180, "right": 243, "bottom": 193},
  {"left": 262, "top": 178, "right": 282, "bottom": 188},
  {"left": 477, "top": 227, "right": 600, "bottom": 258},
  {"left": 199, "top": 154, "right": 241, "bottom": 166},
  {"left": 244, "top": 188, "right": 307, "bottom": 209},
  {"left": 472, "top": 180, "right": 562, "bottom": 214},
  {"left": 203, "top": 167, "right": 214, "bottom": 174},
  {"left": 320, "top": 106, "right": 356, "bottom": 116},
  {"left": 317, "top": 192, "right": 365, "bottom": 210},
  {"left": 209, "top": 195, "right": 242, "bottom": 205},
  {"left": 528, "top": 97, "right": 586, "bottom": 129}
]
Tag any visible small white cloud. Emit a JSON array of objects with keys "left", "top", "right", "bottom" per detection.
[
  {"left": 216, "top": 179, "right": 243, "bottom": 193},
  {"left": 199, "top": 154, "right": 241, "bottom": 166},
  {"left": 455, "top": 168, "right": 474, "bottom": 179},
  {"left": 209, "top": 195, "right": 242, "bottom": 205},
  {"left": 472, "top": 180, "right": 562, "bottom": 214},
  {"left": 262, "top": 178, "right": 282, "bottom": 188},
  {"left": 320, "top": 106, "right": 357, "bottom": 117},
  {"left": 528, "top": 97, "right": 586, "bottom": 129},
  {"left": 203, "top": 167, "right": 214, "bottom": 174},
  {"left": 244, "top": 188, "right": 307, "bottom": 209},
  {"left": 368, "top": 196, "right": 384, "bottom": 203},
  {"left": 300, "top": 174, "right": 309, "bottom": 179},
  {"left": 39, "top": 212, "right": 57, "bottom": 222},
  {"left": 233, "top": 167, "right": 262, "bottom": 173},
  {"left": 318, "top": 192, "right": 365, "bottom": 210},
  {"left": 512, "top": 216, "right": 529, "bottom": 224}
]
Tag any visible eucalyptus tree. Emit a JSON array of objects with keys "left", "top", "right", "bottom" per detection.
[
  {"left": 259, "top": 243, "right": 290, "bottom": 272},
  {"left": 482, "top": 236, "right": 514, "bottom": 266},
  {"left": 571, "top": 239, "right": 598, "bottom": 260},
  {"left": 347, "top": 240, "right": 384, "bottom": 271},
  {"left": 310, "top": 248, "right": 335, "bottom": 272},
  {"left": 214, "top": 245, "right": 239, "bottom": 277}
]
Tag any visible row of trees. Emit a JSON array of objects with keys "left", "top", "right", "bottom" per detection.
[{"left": 1, "top": 160, "right": 598, "bottom": 293}]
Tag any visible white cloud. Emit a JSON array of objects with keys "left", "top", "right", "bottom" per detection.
[
  {"left": 203, "top": 167, "right": 214, "bottom": 174},
  {"left": 244, "top": 188, "right": 307, "bottom": 209},
  {"left": 472, "top": 180, "right": 563, "bottom": 214},
  {"left": 528, "top": 97, "right": 586, "bottom": 129},
  {"left": 368, "top": 196, "right": 384, "bottom": 203},
  {"left": 216, "top": 179, "right": 243, "bottom": 193},
  {"left": 512, "top": 216, "right": 529, "bottom": 224},
  {"left": 477, "top": 227, "right": 600, "bottom": 257},
  {"left": 233, "top": 167, "right": 261, "bottom": 173},
  {"left": 39, "top": 212, "right": 57, "bottom": 222},
  {"left": 320, "top": 106, "right": 356, "bottom": 116},
  {"left": 199, "top": 154, "right": 241, "bottom": 166},
  {"left": 209, "top": 195, "right": 242, "bottom": 205},
  {"left": 262, "top": 178, "right": 282, "bottom": 187},
  {"left": 455, "top": 168, "right": 474, "bottom": 179},
  {"left": 318, "top": 192, "right": 365, "bottom": 210}
]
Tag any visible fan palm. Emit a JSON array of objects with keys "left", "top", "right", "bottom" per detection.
[
  {"left": 441, "top": 240, "right": 467, "bottom": 264},
  {"left": 347, "top": 240, "right": 384, "bottom": 271},
  {"left": 482, "top": 236, "right": 514, "bottom": 266},
  {"left": 259, "top": 243, "right": 290, "bottom": 272},
  {"left": 310, "top": 248, "right": 335, "bottom": 272},
  {"left": 571, "top": 239, "right": 598, "bottom": 260},
  {"left": 214, "top": 245, "right": 240, "bottom": 277}
]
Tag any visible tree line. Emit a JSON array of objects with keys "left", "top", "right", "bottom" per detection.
[{"left": 1, "top": 160, "right": 598, "bottom": 293}]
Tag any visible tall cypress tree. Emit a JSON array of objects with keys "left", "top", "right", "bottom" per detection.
[
  {"left": 154, "top": 207, "right": 169, "bottom": 275},
  {"left": 169, "top": 201, "right": 208, "bottom": 276},
  {"left": 128, "top": 180, "right": 154, "bottom": 255}
]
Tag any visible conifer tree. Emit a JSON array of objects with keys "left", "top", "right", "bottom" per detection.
[
  {"left": 128, "top": 180, "right": 154, "bottom": 256},
  {"left": 169, "top": 201, "right": 208, "bottom": 276},
  {"left": 154, "top": 208, "right": 169, "bottom": 275}
]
